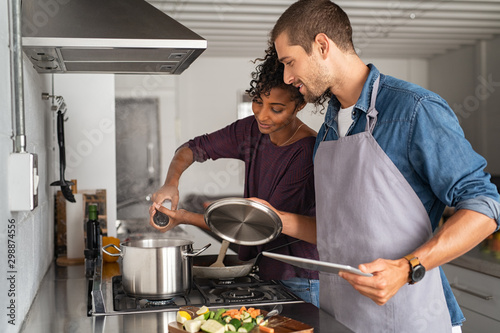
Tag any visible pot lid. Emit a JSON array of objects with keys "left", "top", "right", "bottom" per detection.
[{"left": 204, "top": 198, "right": 282, "bottom": 246}]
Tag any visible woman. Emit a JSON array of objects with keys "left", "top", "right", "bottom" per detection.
[{"left": 149, "top": 47, "right": 320, "bottom": 306}]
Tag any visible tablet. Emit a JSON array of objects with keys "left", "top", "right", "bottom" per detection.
[{"left": 261, "top": 251, "right": 373, "bottom": 277}]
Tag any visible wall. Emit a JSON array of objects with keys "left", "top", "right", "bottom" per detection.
[
  {"left": 1, "top": 1, "right": 53, "bottom": 331},
  {"left": 1, "top": 3, "right": 116, "bottom": 332},
  {"left": 429, "top": 37, "right": 500, "bottom": 174},
  {"left": 115, "top": 74, "right": 178, "bottom": 188},
  {"left": 52, "top": 75, "right": 117, "bottom": 237},
  {"left": 484, "top": 37, "right": 500, "bottom": 174}
]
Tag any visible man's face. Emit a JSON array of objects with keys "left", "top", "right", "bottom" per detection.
[{"left": 274, "top": 32, "right": 331, "bottom": 103}]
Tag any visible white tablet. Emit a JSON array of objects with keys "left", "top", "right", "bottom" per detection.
[{"left": 262, "top": 251, "right": 373, "bottom": 277}]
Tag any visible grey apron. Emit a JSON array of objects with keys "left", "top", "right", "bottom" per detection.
[{"left": 314, "top": 77, "right": 452, "bottom": 333}]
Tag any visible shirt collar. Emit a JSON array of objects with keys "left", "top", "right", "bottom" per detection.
[{"left": 325, "top": 63, "right": 381, "bottom": 123}]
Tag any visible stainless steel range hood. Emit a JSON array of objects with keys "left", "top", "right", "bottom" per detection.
[{"left": 21, "top": 0, "right": 207, "bottom": 74}]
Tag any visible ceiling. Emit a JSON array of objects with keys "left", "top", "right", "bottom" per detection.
[{"left": 147, "top": 0, "right": 500, "bottom": 59}]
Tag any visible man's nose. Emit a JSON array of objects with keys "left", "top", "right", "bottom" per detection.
[{"left": 283, "top": 67, "right": 294, "bottom": 85}]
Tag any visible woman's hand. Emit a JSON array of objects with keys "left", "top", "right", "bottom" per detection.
[
  {"left": 149, "top": 203, "right": 210, "bottom": 233},
  {"left": 151, "top": 184, "right": 180, "bottom": 210},
  {"left": 247, "top": 197, "right": 317, "bottom": 244},
  {"left": 149, "top": 202, "right": 187, "bottom": 232}
]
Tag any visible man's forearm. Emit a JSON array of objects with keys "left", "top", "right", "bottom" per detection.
[{"left": 412, "top": 209, "right": 497, "bottom": 270}]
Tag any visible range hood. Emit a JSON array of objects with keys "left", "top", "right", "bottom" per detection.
[{"left": 21, "top": 0, "right": 207, "bottom": 74}]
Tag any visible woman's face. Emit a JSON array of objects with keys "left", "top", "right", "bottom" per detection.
[{"left": 252, "top": 87, "right": 301, "bottom": 135}]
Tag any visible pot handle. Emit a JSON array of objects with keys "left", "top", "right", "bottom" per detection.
[
  {"left": 102, "top": 244, "right": 122, "bottom": 257},
  {"left": 184, "top": 243, "right": 211, "bottom": 257}
]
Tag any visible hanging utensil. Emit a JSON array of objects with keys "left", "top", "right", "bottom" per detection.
[{"left": 50, "top": 110, "right": 75, "bottom": 202}]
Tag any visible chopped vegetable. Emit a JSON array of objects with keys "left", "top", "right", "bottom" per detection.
[
  {"left": 200, "top": 319, "right": 225, "bottom": 333},
  {"left": 183, "top": 319, "right": 203, "bottom": 333},
  {"left": 224, "top": 323, "right": 237, "bottom": 332},
  {"left": 176, "top": 310, "right": 192, "bottom": 324},
  {"left": 178, "top": 306, "right": 271, "bottom": 333},
  {"left": 197, "top": 313, "right": 209, "bottom": 321},
  {"left": 214, "top": 308, "right": 226, "bottom": 321},
  {"left": 197, "top": 305, "right": 210, "bottom": 315},
  {"left": 229, "top": 318, "right": 241, "bottom": 330},
  {"left": 259, "top": 325, "right": 275, "bottom": 333}
]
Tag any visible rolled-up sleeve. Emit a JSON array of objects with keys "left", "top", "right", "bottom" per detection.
[{"left": 456, "top": 195, "right": 500, "bottom": 230}]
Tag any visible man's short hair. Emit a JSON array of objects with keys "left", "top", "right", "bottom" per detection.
[{"left": 271, "top": 0, "right": 355, "bottom": 54}]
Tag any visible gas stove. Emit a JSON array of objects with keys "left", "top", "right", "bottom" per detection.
[{"left": 88, "top": 257, "right": 304, "bottom": 316}]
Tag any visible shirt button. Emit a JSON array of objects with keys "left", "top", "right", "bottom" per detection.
[{"left": 352, "top": 110, "right": 356, "bottom": 116}]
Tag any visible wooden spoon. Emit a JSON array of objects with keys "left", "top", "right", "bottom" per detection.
[{"left": 210, "top": 240, "right": 230, "bottom": 267}]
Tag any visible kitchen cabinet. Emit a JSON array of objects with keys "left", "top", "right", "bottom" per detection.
[{"left": 443, "top": 248, "right": 500, "bottom": 333}]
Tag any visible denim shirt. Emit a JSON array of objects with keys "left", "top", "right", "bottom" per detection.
[{"left": 314, "top": 64, "right": 500, "bottom": 326}]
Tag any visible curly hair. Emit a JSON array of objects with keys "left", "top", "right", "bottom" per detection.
[{"left": 246, "top": 45, "right": 304, "bottom": 110}]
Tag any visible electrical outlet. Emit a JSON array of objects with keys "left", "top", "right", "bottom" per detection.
[{"left": 8, "top": 153, "right": 39, "bottom": 211}]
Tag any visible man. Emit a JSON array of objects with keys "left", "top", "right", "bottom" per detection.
[{"left": 257, "top": 0, "right": 500, "bottom": 332}]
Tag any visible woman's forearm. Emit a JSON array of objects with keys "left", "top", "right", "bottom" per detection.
[
  {"left": 280, "top": 212, "right": 317, "bottom": 244},
  {"left": 164, "top": 146, "right": 195, "bottom": 187},
  {"left": 178, "top": 210, "right": 211, "bottom": 231}
]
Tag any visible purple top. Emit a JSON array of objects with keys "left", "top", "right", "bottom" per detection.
[{"left": 185, "top": 116, "right": 319, "bottom": 280}]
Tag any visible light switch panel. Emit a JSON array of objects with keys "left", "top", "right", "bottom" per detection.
[{"left": 8, "top": 153, "right": 39, "bottom": 211}]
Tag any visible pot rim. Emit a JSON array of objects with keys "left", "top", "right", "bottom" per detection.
[{"left": 121, "top": 237, "right": 193, "bottom": 249}]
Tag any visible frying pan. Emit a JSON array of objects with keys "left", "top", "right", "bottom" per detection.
[{"left": 192, "top": 254, "right": 255, "bottom": 279}]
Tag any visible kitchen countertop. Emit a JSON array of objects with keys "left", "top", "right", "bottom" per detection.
[
  {"left": 448, "top": 244, "right": 500, "bottom": 278},
  {"left": 20, "top": 262, "right": 353, "bottom": 333}
]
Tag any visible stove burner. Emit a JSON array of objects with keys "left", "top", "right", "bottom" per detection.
[
  {"left": 217, "top": 279, "right": 235, "bottom": 285},
  {"left": 144, "top": 299, "right": 176, "bottom": 307},
  {"left": 221, "top": 289, "right": 265, "bottom": 301},
  {"left": 106, "top": 275, "right": 302, "bottom": 314}
]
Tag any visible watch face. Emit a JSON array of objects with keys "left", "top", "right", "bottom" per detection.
[{"left": 412, "top": 265, "right": 426, "bottom": 282}]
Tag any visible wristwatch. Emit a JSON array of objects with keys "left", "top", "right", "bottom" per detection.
[{"left": 404, "top": 255, "right": 426, "bottom": 284}]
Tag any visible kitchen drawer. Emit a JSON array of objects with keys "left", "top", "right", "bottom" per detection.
[
  {"left": 442, "top": 264, "right": 500, "bottom": 322},
  {"left": 461, "top": 307, "right": 500, "bottom": 333}
]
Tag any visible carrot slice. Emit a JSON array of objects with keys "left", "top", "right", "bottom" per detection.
[{"left": 259, "top": 325, "right": 275, "bottom": 333}]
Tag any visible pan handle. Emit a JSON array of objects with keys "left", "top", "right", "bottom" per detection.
[
  {"left": 184, "top": 243, "right": 211, "bottom": 257},
  {"left": 102, "top": 244, "right": 122, "bottom": 257}
]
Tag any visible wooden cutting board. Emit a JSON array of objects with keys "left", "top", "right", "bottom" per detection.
[{"left": 168, "top": 307, "right": 314, "bottom": 333}]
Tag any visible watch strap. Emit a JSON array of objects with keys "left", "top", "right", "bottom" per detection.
[
  {"left": 404, "top": 254, "right": 422, "bottom": 284},
  {"left": 404, "top": 254, "right": 421, "bottom": 268}
]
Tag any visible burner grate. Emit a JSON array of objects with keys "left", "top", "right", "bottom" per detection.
[
  {"left": 220, "top": 289, "right": 266, "bottom": 303},
  {"left": 144, "top": 299, "right": 176, "bottom": 308},
  {"left": 108, "top": 275, "right": 302, "bottom": 314}
]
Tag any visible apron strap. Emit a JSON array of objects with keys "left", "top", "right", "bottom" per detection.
[
  {"left": 322, "top": 75, "right": 381, "bottom": 140},
  {"left": 365, "top": 76, "right": 380, "bottom": 134}
]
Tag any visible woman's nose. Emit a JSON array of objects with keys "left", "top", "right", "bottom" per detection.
[{"left": 255, "top": 105, "right": 270, "bottom": 120}]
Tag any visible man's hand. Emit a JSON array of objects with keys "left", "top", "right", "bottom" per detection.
[{"left": 339, "top": 258, "right": 410, "bottom": 305}]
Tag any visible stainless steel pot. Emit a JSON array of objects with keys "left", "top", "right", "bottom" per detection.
[{"left": 103, "top": 238, "right": 210, "bottom": 299}]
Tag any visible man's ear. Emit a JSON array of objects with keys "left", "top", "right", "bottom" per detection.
[{"left": 314, "top": 33, "right": 330, "bottom": 59}]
